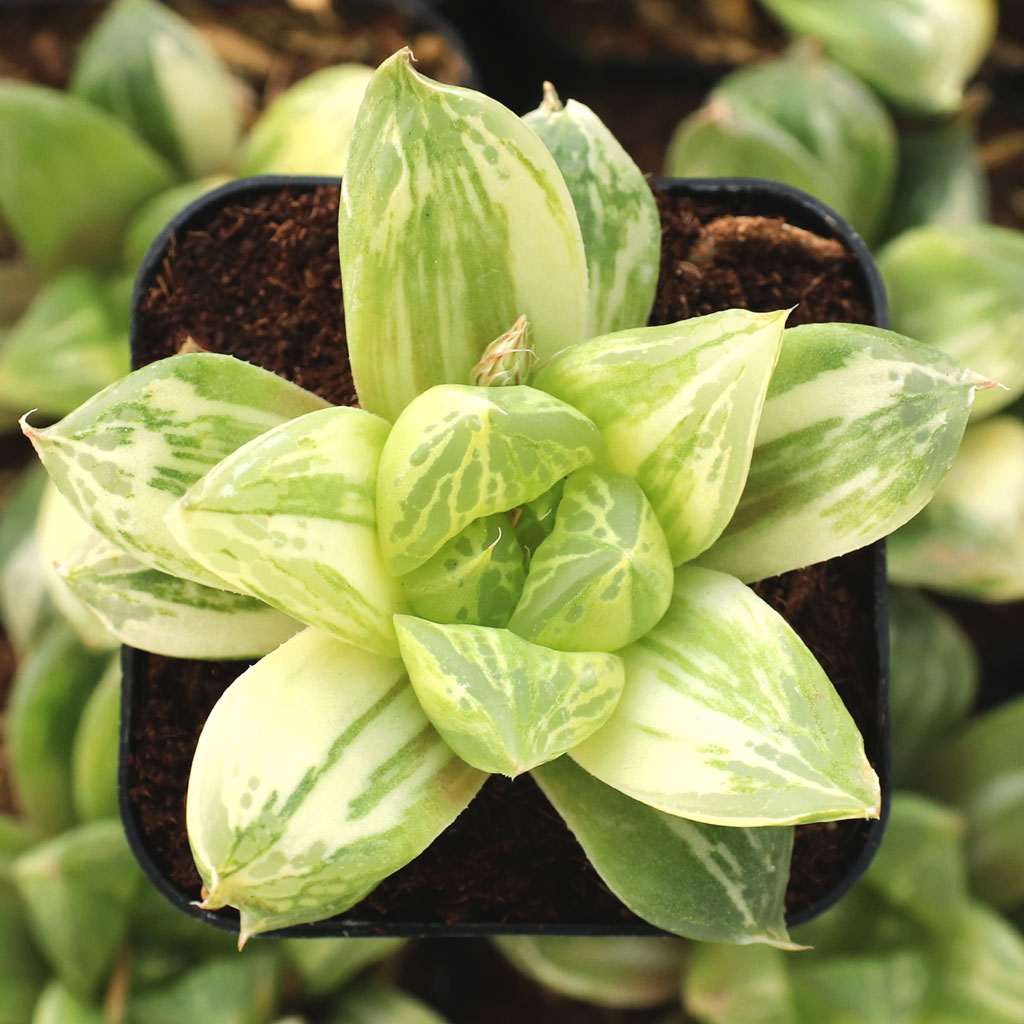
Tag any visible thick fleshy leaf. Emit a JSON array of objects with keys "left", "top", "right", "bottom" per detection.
[
  {"left": 241, "top": 64, "right": 373, "bottom": 176},
  {"left": 61, "top": 535, "right": 302, "bottom": 658},
  {"left": 401, "top": 514, "right": 525, "bottom": 628},
  {"left": 492, "top": 935, "right": 685, "bottom": 1009},
  {"left": 283, "top": 938, "right": 406, "bottom": 999},
  {"left": 167, "top": 405, "right": 403, "bottom": 655},
  {"left": 696, "top": 323, "right": 989, "bottom": 582},
  {"left": 879, "top": 223, "right": 1024, "bottom": 419},
  {"left": 683, "top": 943, "right": 796, "bottom": 1024},
  {"left": 394, "top": 616, "right": 623, "bottom": 776},
  {"left": 70, "top": 0, "right": 243, "bottom": 177},
  {"left": 0, "top": 270, "right": 128, "bottom": 417},
  {"left": 514, "top": 480, "right": 564, "bottom": 562},
  {"left": 338, "top": 48, "right": 587, "bottom": 420},
  {"left": 0, "top": 81, "right": 174, "bottom": 272},
  {"left": 125, "top": 953, "right": 282, "bottom": 1024},
  {"left": 533, "top": 758, "right": 795, "bottom": 947},
  {"left": 376, "top": 384, "right": 603, "bottom": 575},
  {"left": 508, "top": 469, "right": 673, "bottom": 652},
  {"left": 889, "top": 417, "right": 1024, "bottom": 600},
  {"left": 759, "top": 0, "right": 997, "bottom": 115},
  {"left": 925, "top": 904, "right": 1024, "bottom": 1024},
  {"left": 883, "top": 114, "right": 988, "bottom": 241},
  {"left": 925, "top": 696, "right": 1024, "bottom": 912},
  {"left": 888, "top": 588, "right": 978, "bottom": 783},
  {"left": 789, "top": 950, "right": 931, "bottom": 1024},
  {"left": 667, "top": 46, "right": 896, "bottom": 244},
  {"left": 6, "top": 620, "right": 110, "bottom": 835},
  {"left": 71, "top": 656, "right": 121, "bottom": 823},
  {"left": 324, "top": 983, "right": 450, "bottom": 1024},
  {"left": 13, "top": 820, "right": 143, "bottom": 997},
  {"left": 22, "top": 352, "right": 329, "bottom": 589},
  {"left": 536, "top": 309, "right": 787, "bottom": 565},
  {"left": 571, "top": 566, "right": 880, "bottom": 826},
  {"left": 523, "top": 84, "right": 660, "bottom": 336},
  {"left": 188, "top": 628, "right": 486, "bottom": 942}
]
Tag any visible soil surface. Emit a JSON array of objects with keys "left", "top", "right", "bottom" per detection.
[{"left": 128, "top": 180, "right": 883, "bottom": 931}]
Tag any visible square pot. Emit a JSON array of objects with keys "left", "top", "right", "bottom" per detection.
[{"left": 121, "top": 174, "right": 891, "bottom": 938}]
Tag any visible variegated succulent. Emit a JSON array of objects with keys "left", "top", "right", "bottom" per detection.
[{"left": 22, "top": 49, "right": 993, "bottom": 948}]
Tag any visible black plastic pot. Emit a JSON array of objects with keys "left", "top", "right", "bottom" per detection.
[{"left": 121, "top": 174, "right": 891, "bottom": 938}]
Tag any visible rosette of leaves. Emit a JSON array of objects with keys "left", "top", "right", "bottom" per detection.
[
  {"left": 758, "top": 0, "right": 997, "bottom": 116},
  {"left": 23, "top": 50, "right": 992, "bottom": 947},
  {"left": 664, "top": 43, "right": 897, "bottom": 245}
]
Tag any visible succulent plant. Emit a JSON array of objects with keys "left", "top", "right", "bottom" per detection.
[{"left": 22, "top": 49, "right": 993, "bottom": 948}]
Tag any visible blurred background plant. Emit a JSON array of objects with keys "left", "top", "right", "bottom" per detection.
[{"left": 2, "top": 0, "right": 1024, "bottom": 1021}]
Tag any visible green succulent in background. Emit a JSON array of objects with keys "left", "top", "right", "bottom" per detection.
[
  {"left": 665, "top": 43, "right": 897, "bottom": 245},
  {"left": 757, "top": 0, "right": 997, "bottom": 116},
  {"left": 22, "top": 47, "right": 996, "bottom": 950}
]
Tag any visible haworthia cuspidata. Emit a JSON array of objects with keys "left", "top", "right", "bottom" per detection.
[
  {"left": 22, "top": 352, "right": 329, "bottom": 591},
  {"left": 570, "top": 565, "right": 881, "bottom": 826},
  {"left": 167, "top": 404, "right": 405, "bottom": 656},
  {"left": 523, "top": 83, "right": 660, "bottom": 337},
  {"left": 338, "top": 48, "right": 588, "bottom": 421},
  {"left": 535, "top": 309, "right": 788, "bottom": 565},
  {"left": 394, "top": 615, "right": 624, "bottom": 776},
  {"left": 188, "top": 628, "right": 486, "bottom": 944},
  {"left": 376, "top": 384, "right": 603, "bottom": 576},
  {"left": 696, "top": 322, "right": 993, "bottom": 582}
]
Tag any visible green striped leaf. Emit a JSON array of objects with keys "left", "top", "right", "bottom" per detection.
[
  {"left": 879, "top": 223, "right": 1024, "bottom": 419},
  {"left": 535, "top": 309, "right": 788, "bottom": 565},
  {"left": 338, "top": 48, "right": 587, "bottom": 421},
  {"left": 401, "top": 513, "right": 526, "bottom": 628},
  {"left": 240, "top": 64, "right": 373, "bottom": 177},
  {"left": 188, "top": 628, "right": 486, "bottom": 943},
  {"left": 533, "top": 758, "right": 795, "bottom": 946},
  {"left": 0, "top": 270, "right": 128, "bottom": 418},
  {"left": 376, "top": 384, "right": 603, "bottom": 575},
  {"left": 508, "top": 469, "right": 673, "bottom": 652},
  {"left": 523, "top": 84, "right": 660, "bottom": 336},
  {"left": 22, "top": 352, "right": 329, "bottom": 590},
  {"left": 394, "top": 616, "right": 624, "bottom": 776},
  {"left": 492, "top": 935, "right": 685, "bottom": 1009},
  {"left": 571, "top": 565, "right": 880, "bottom": 826},
  {"left": 59, "top": 536, "right": 302, "bottom": 659},
  {"left": 758, "top": 0, "right": 996, "bottom": 115},
  {"left": 696, "top": 323, "right": 989, "bottom": 583},
  {"left": 13, "top": 820, "right": 143, "bottom": 997},
  {"left": 888, "top": 588, "right": 977, "bottom": 783},
  {"left": 0, "top": 81, "right": 174, "bottom": 273},
  {"left": 167, "top": 405, "right": 404, "bottom": 656},
  {"left": 70, "top": 0, "right": 243, "bottom": 177}
]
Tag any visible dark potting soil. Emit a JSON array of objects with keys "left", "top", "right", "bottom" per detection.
[{"left": 130, "top": 183, "right": 879, "bottom": 926}]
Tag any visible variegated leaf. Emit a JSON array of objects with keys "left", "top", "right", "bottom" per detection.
[
  {"left": 338, "top": 48, "right": 588, "bottom": 421},
  {"left": 188, "top": 627, "right": 486, "bottom": 943},
  {"left": 492, "top": 935, "right": 685, "bottom": 1009},
  {"left": 695, "top": 323, "right": 990, "bottom": 582},
  {"left": 70, "top": 0, "right": 243, "bottom": 177},
  {"left": 401, "top": 513, "right": 526, "bottom": 628},
  {"left": 394, "top": 615, "right": 624, "bottom": 776},
  {"left": 59, "top": 535, "right": 301, "bottom": 659},
  {"left": 514, "top": 480, "right": 564, "bottom": 563},
  {"left": 376, "top": 384, "right": 603, "bottom": 575},
  {"left": 571, "top": 565, "right": 880, "bottom": 826},
  {"left": 523, "top": 84, "right": 660, "bottom": 336},
  {"left": 508, "top": 468, "right": 673, "bottom": 652},
  {"left": 167, "top": 405, "right": 405, "bottom": 656},
  {"left": 535, "top": 309, "right": 787, "bottom": 565},
  {"left": 21, "top": 353, "right": 329, "bottom": 590},
  {"left": 533, "top": 757, "right": 796, "bottom": 947}
]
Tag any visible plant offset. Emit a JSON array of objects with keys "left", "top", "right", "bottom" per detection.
[{"left": 23, "top": 50, "right": 992, "bottom": 947}]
